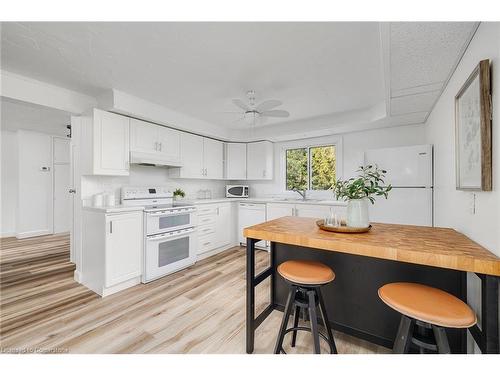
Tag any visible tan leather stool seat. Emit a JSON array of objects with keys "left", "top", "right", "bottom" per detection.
[
  {"left": 378, "top": 282, "right": 476, "bottom": 328},
  {"left": 277, "top": 260, "right": 335, "bottom": 285}
]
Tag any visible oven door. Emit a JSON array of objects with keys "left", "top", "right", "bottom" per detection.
[
  {"left": 143, "top": 227, "right": 196, "bottom": 283},
  {"left": 146, "top": 207, "right": 196, "bottom": 235}
]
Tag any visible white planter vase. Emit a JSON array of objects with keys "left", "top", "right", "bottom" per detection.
[{"left": 346, "top": 198, "right": 370, "bottom": 228}]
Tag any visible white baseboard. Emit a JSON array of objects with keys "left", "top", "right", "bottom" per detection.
[
  {"left": 73, "top": 270, "right": 82, "bottom": 283},
  {"left": 16, "top": 230, "right": 53, "bottom": 239}
]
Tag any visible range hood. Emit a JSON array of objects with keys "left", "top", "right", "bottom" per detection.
[{"left": 130, "top": 151, "right": 183, "bottom": 168}]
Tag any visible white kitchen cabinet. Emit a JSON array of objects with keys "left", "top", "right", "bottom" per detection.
[
  {"left": 238, "top": 202, "right": 267, "bottom": 249},
  {"left": 81, "top": 109, "right": 130, "bottom": 176},
  {"left": 130, "top": 118, "right": 158, "bottom": 154},
  {"left": 82, "top": 209, "right": 143, "bottom": 297},
  {"left": 266, "top": 203, "right": 295, "bottom": 221},
  {"left": 204, "top": 138, "right": 224, "bottom": 179},
  {"left": 196, "top": 202, "right": 231, "bottom": 256},
  {"left": 247, "top": 141, "right": 273, "bottom": 180},
  {"left": 295, "top": 204, "right": 334, "bottom": 219},
  {"left": 170, "top": 133, "right": 223, "bottom": 179},
  {"left": 130, "top": 119, "right": 181, "bottom": 164},
  {"left": 225, "top": 143, "right": 247, "bottom": 179}
]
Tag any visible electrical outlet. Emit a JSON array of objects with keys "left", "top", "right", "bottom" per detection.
[{"left": 469, "top": 193, "right": 476, "bottom": 215}]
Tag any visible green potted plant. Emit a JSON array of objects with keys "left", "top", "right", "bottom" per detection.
[
  {"left": 333, "top": 165, "right": 392, "bottom": 228},
  {"left": 173, "top": 188, "right": 186, "bottom": 201}
]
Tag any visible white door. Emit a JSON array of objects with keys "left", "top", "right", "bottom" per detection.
[
  {"left": 53, "top": 163, "right": 71, "bottom": 233},
  {"left": 204, "top": 138, "right": 224, "bottom": 179},
  {"left": 247, "top": 141, "right": 273, "bottom": 180},
  {"left": 225, "top": 143, "right": 247, "bottom": 179},
  {"left": 369, "top": 188, "right": 433, "bottom": 226},
  {"left": 17, "top": 130, "right": 53, "bottom": 238},
  {"left": 130, "top": 118, "right": 159, "bottom": 154},
  {"left": 105, "top": 212, "right": 142, "bottom": 287},
  {"left": 266, "top": 203, "right": 295, "bottom": 221},
  {"left": 179, "top": 133, "right": 204, "bottom": 178},
  {"left": 157, "top": 126, "right": 181, "bottom": 162},
  {"left": 53, "top": 137, "right": 70, "bottom": 163},
  {"left": 215, "top": 203, "right": 231, "bottom": 248},
  {"left": 93, "top": 109, "right": 130, "bottom": 175},
  {"left": 364, "top": 145, "right": 433, "bottom": 187}
]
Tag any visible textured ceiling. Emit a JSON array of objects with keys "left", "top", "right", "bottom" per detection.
[
  {"left": 1, "top": 98, "right": 71, "bottom": 136},
  {"left": 1, "top": 22, "right": 385, "bottom": 129},
  {"left": 0, "top": 22, "right": 478, "bottom": 133}
]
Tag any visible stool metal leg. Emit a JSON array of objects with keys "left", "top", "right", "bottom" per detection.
[
  {"left": 307, "top": 290, "right": 321, "bottom": 354},
  {"left": 291, "top": 305, "right": 301, "bottom": 347},
  {"left": 432, "top": 325, "right": 451, "bottom": 354},
  {"left": 393, "top": 315, "right": 415, "bottom": 353},
  {"left": 274, "top": 285, "right": 297, "bottom": 354},
  {"left": 316, "top": 287, "right": 337, "bottom": 354}
]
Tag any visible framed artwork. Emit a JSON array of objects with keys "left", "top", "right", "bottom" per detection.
[{"left": 455, "top": 59, "right": 492, "bottom": 191}]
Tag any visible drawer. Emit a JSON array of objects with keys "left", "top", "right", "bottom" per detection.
[
  {"left": 197, "top": 205, "right": 218, "bottom": 216},
  {"left": 198, "top": 222, "right": 216, "bottom": 236},
  {"left": 198, "top": 232, "right": 217, "bottom": 254},
  {"left": 198, "top": 215, "right": 216, "bottom": 226}
]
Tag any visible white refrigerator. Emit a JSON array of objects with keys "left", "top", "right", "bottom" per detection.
[{"left": 364, "top": 144, "right": 433, "bottom": 226}]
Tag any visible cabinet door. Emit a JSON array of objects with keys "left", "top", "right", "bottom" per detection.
[
  {"left": 179, "top": 133, "right": 204, "bottom": 178},
  {"left": 225, "top": 143, "right": 247, "bottom": 180},
  {"left": 295, "top": 204, "right": 332, "bottom": 219},
  {"left": 130, "top": 118, "right": 158, "bottom": 154},
  {"left": 158, "top": 126, "right": 181, "bottom": 162},
  {"left": 93, "top": 109, "right": 130, "bottom": 175},
  {"left": 215, "top": 203, "right": 231, "bottom": 248},
  {"left": 105, "top": 212, "right": 142, "bottom": 287},
  {"left": 266, "top": 203, "right": 295, "bottom": 221},
  {"left": 203, "top": 138, "right": 224, "bottom": 179},
  {"left": 247, "top": 141, "right": 273, "bottom": 180}
]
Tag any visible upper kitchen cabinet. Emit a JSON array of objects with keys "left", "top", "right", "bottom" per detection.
[
  {"left": 224, "top": 143, "right": 247, "bottom": 180},
  {"left": 81, "top": 109, "right": 130, "bottom": 176},
  {"left": 247, "top": 141, "right": 273, "bottom": 180},
  {"left": 130, "top": 119, "right": 181, "bottom": 166},
  {"left": 169, "top": 133, "right": 223, "bottom": 179}
]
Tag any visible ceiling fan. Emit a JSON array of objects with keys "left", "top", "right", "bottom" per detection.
[{"left": 226, "top": 90, "right": 290, "bottom": 125}]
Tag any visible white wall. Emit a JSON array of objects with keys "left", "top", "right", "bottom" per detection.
[
  {"left": 1, "top": 130, "right": 18, "bottom": 237},
  {"left": 424, "top": 22, "right": 500, "bottom": 353},
  {"left": 81, "top": 165, "right": 227, "bottom": 204},
  {"left": 242, "top": 123, "right": 426, "bottom": 199}
]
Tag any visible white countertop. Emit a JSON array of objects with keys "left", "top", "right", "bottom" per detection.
[
  {"left": 83, "top": 205, "right": 145, "bottom": 213},
  {"left": 188, "top": 197, "right": 347, "bottom": 206}
]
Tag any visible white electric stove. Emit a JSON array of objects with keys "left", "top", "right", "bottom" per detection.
[{"left": 121, "top": 186, "right": 197, "bottom": 283}]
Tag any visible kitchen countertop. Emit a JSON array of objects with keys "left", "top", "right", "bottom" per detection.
[
  {"left": 243, "top": 216, "right": 500, "bottom": 276},
  {"left": 83, "top": 205, "right": 145, "bottom": 213},
  {"left": 189, "top": 197, "right": 348, "bottom": 206}
]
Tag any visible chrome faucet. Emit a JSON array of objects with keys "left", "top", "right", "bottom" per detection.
[{"left": 292, "top": 188, "right": 307, "bottom": 200}]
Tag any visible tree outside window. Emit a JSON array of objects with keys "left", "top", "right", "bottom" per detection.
[{"left": 286, "top": 145, "right": 336, "bottom": 191}]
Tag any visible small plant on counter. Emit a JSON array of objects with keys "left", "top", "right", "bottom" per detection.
[
  {"left": 332, "top": 165, "right": 392, "bottom": 228},
  {"left": 333, "top": 165, "right": 392, "bottom": 204},
  {"left": 173, "top": 188, "right": 186, "bottom": 199}
]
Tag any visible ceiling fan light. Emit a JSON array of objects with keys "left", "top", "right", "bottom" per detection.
[{"left": 244, "top": 111, "right": 259, "bottom": 124}]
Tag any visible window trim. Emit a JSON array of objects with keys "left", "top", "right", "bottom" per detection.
[{"left": 280, "top": 136, "right": 343, "bottom": 193}]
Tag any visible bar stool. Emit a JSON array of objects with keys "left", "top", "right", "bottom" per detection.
[
  {"left": 274, "top": 260, "right": 338, "bottom": 354},
  {"left": 378, "top": 282, "right": 477, "bottom": 354}
]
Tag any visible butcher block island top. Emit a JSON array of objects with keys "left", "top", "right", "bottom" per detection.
[{"left": 243, "top": 216, "right": 500, "bottom": 276}]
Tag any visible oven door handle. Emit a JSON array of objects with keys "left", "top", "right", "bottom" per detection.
[
  {"left": 147, "top": 208, "right": 197, "bottom": 217},
  {"left": 146, "top": 228, "right": 196, "bottom": 241}
]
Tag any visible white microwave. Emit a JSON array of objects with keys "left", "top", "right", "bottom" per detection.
[{"left": 226, "top": 185, "right": 249, "bottom": 198}]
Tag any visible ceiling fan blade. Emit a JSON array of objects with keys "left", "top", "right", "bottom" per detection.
[
  {"left": 215, "top": 111, "right": 244, "bottom": 114},
  {"left": 232, "top": 98, "right": 250, "bottom": 111},
  {"left": 261, "top": 109, "right": 290, "bottom": 118},
  {"left": 255, "top": 100, "right": 282, "bottom": 112}
]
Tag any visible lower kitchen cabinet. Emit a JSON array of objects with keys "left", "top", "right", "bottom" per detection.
[
  {"left": 266, "top": 203, "right": 295, "bottom": 220},
  {"left": 81, "top": 209, "right": 143, "bottom": 297},
  {"left": 196, "top": 202, "right": 231, "bottom": 256}
]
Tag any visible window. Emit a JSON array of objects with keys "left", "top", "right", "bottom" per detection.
[{"left": 285, "top": 145, "right": 336, "bottom": 191}]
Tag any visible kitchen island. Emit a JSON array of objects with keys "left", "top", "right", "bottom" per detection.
[{"left": 243, "top": 216, "right": 500, "bottom": 354}]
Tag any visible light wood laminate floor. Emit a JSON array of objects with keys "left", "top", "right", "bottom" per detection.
[{"left": 0, "top": 234, "right": 389, "bottom": 354}]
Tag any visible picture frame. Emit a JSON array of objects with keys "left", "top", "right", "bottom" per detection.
[{"left": 455, "top": 59, "right": 492, "bottom": 191}]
